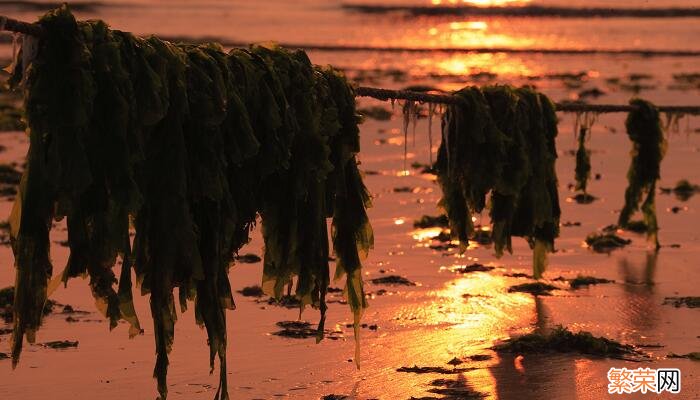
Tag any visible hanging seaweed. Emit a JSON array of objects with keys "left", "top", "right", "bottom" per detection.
[
  {"left": 8, "top": 6, "right": 372, "bottom": 400},
  {"left": 618, "top": 99, "right": 666, "bottom": 248},
  {"left": 436, "top": 85, "right": 560, "bottom": 278},
  {"left": 663, "top": 111, "right": 684, "bottom": 133},
  {"left": 401, "top": 100, "right": 418, "bottom": 173},
  {"left": 427, "top": 103, "right": 436, "bottom": 164},
  {"left": 574, "top": 126, "right": 591, "bottom": 193},
  {"left": 573, "top": 112, "right": 596, "bottom": 196}
]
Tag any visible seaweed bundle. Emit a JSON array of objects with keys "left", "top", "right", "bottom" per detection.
[
  {"left": 8, "top": 6, "right": 372, "bottom": 400},
  {"left": 573, "top": 112, "right": 596, "bottom": 195},
  {"left": 574, "top": 127, "right": 591, "bottom": 193},
  {"left": 618, "top": 99, "right": 666, "bottom": 248},
  {"left": 436, "top": 85, "right": 560, "bottom": 279},
  {"left": 493, "top": 325, "right": 643, "bottom": 360}
]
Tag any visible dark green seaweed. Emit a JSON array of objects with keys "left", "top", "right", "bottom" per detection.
[
  {"left": 436, "top": 85, "right": 560, "bottom": 278},
  {"left": 9, "top": 6, "right": 372, "bottom": 400},
  {"left": 574, "top": 126, "right": 591, "bottom": 194},
  {"left": 618, "top": 99, "right": 666, "bottom": 248}
]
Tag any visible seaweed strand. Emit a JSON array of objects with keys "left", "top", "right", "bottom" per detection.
[
  {"left": 618, "top": 99, "right": 666, "bottom": 248},
  {"left": 436, "top": 85, "right": 560, "bottom": 279},
  {"left": 9, "top": 7, "right": 372, "bottom": 399},
  {"left": 573, "top": 112, "right": 596, "bottom": 195}
]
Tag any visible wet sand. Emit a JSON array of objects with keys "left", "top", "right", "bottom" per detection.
[{"left": 1, "top": 1, "right": 700, "bottom": 399}]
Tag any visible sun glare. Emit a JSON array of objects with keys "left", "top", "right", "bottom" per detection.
[
  {"left": 449, "top": 21, "right": 489, "bottom": 31},
  {"left": 431, "top": 0, "right": 532, "bottom": 6},
  {"left": 422, "top": 20, "right": 536, "bottom": 50},
  {"left": 417, "top": 53, "right": 537, "bottom": 78}
]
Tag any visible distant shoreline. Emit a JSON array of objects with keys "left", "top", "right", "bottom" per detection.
[{"left": 342, "top": 4, "right": 700, "bottom": 18}]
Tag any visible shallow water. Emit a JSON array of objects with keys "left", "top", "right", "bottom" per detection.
[{"left": 1, "top": 1, "right": 700, "bottom": 399}]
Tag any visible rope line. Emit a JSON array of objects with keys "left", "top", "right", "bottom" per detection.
[
  {"left": 356, "top": 87, "right": 700, "bottom": 114},
  {"left": 0, "top": 16, "right": 44, "bottom": 37}
]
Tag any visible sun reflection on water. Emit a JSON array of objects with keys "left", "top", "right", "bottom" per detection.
[
  {"left": 424, "top": 20, "right": 536, "bottom": 49},
  {"left": 428, "top": 273, "right": 533, "bottom": 330},
  {"left": 430, "top": 0, "right": 532, "bottom": 6},
  {"left": 449, "top": 21, "right": 488, "bottom": 31},
  {"left": 411, "top": 227, "right": 444, "bottom": 241},
  {"left": 379, "top": 273, "right": 537, "bottom": 397},
  {"left": 416, "top": 53, "right": 537, "bottom": 78}
]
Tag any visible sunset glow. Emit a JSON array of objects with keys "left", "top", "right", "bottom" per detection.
[
  {"left": 431, "top": 0, "right": 532, "bottom": 6},
  {"left": 417, "top": 53, "right": 537, "bottom": 77},
  {"left": 2, "top": 1, "right": 699, "bottom": 399},
  {"left": 421, "top": 20, "right": 537, "bottom": 50}
]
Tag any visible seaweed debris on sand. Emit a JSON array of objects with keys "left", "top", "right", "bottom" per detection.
[
  {"left": 0, "top": 220, "right": 10, "bottom": 245},
  {"left": 569, "top": 275, "right": 615, "bottom": 289},
  {"left": 0, "top": 164, "right": 21, "bottom": 199},
  {"left": 237, "top": 285, "right": 265, "bottom": 297},
  {"left": 397, "top": 365, "right": 476, "bottom": 374},
  {"left": 585, "top": 232, "right": 631, "bottom": 252},
  {"left": 235, "top": 253, "right": 262, "bottom": 264},
  {"left": 504, "top": 272, "right": 533, "bottom": 279},
  {"left": 570, "top": 193, "right": 597, "bottom": 204},
  {"left": 39, "top": 340, "right": 79, "bottom": 349},
  {"left": 562, "top": 221, "right": 581, "bottom": 227},
  {"left": 494, "top": 326, "right": 644, "bottom": 360},
  {"left": 411, "top": 162, "right": 437, "bottom": 175},
  {"left": 660, "top": 179, "right": 700, "bottom": 201},
  {"left": 508, "top": 282, "right": 559, "bottom": 296},
  {"left": 0, "top": 164, "right": 21, "bottom": 185},
  {"left": 414, "top": 214, "right": 449, "bottom": 229},
  {"left": 663, "top": 297, "right": 700, "bottom": 308},
  {"left": 1, "top": 286, "right": 57, "bottom": 322},
  {"left": 667, "top": 352, "right": 700, "bottom": 361},
  {"left": 370, "top": 275, "right": 416, "bottom": 286},
  {"left": 267, "top": 295, "right": 302, "bottom": 308},
  {"left": 425, "top": 378, "right": 487, "bottom": 399},
  {"left": 453, "top": 263, "right": 495, "bottom": 274},
  {"left": 0, "top": 88, "right": 25, "bottom": 132},
  {"left": 272, "top": 321, "right": 342, "bottom": 340}
]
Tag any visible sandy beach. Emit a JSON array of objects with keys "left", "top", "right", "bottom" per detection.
[{"left": 0, "top": 1, "right": 699, "bottom": 399}]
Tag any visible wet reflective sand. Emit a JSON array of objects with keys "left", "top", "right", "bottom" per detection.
[{"left": 1, "top": 1, "right": 699, "bottom": 399}]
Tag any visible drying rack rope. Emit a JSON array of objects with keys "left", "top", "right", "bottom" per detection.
[
  {"left": 0, "top": 15, "right": 45, "bottom": 37},
  {"left": 355, "top": 86, "right": 700, "bottom": 114},
  {"left": 2, "top": 15, "right": 700, "bottom": 114}
]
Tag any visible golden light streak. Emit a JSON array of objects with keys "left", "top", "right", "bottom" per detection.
[
  {"left": 428, "top": 53, "right": 536, "bottom": 77},
  {"left": 411, "top": 227, "right": 444, "bottom": 241},
  {"left": 449, "top": 21, "right": 488, "bottom": 31},
  {"left": 431, "top": 0, "right": 532, "bottom": 7},
  {"left": 420, "top": 19, "right": 536, "bottom": 50},
  {"left": 424, "top": 274, "right": 533, "bottom": 329}
]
